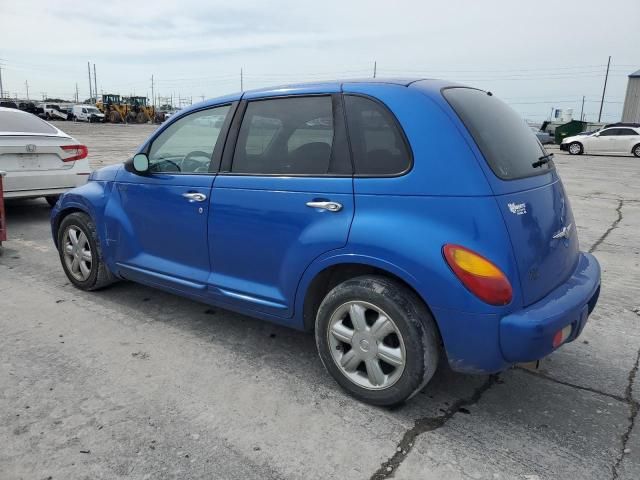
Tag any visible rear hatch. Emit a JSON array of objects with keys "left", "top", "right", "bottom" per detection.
[{"left": 443, "top": 87, "right": 579, "bottom": 306}]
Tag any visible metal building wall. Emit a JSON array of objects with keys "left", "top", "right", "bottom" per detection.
[{"left": 621, "top": 76, "right": 640, "bottom": 123}]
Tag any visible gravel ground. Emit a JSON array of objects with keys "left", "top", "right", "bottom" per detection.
[{"left": 1, "top": 121, "right": 638, "bottom": 480}]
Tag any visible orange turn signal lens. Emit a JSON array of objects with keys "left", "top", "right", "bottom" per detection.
[{"left": 443, "top": 244, "right": 513, "bottom": 306}]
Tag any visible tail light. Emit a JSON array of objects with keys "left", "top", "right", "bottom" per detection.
[
  {"left": 60, "top": 144, "right": 88, "bottom": 162},
  {"left": 443, "top": 244, "right": 512, "bottom": 306}
]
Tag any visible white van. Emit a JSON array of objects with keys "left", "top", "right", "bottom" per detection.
[{"left": 72, "top": 105, "right": 105, "bottom": 123}]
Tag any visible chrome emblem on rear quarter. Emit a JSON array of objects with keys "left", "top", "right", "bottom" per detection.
[
  {"left": 25, "top": 144, "right": 36, "bottom": 153},
  {"left": 553, "top": 223, "right": 573, "bottom": 240}
]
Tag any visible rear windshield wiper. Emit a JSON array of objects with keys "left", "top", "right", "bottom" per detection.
[{"left": 532, "top": 153, "right": 554, "bottom": 169}]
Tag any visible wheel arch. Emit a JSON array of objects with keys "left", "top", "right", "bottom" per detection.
[
  {"left": 51, "top": 205, "right": 91, "bottom": 248},
  {"left": 296, "top": 255, "right": 441, "bottom": 339}
]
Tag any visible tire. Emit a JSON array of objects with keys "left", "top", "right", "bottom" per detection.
[
  {"left": 56, "top": 212, "right": 116, "bottom": 291},
  {"left": 633, "top": 144, "right": 640, "bottom": 158},
  {"left": 315, "top": 275, "right": 440, "bottom": 407},
  {"left": 45, "top": 195, "right": 60, "bottom": 207},
  {"left": 568, "top": 142, "right": 583, "bottom": 155}
]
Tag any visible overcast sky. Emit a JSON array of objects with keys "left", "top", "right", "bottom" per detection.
[{"left": 1, "top": 0, "right": 638, "bottom": 122}]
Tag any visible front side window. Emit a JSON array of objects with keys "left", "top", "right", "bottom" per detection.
[
  {"left": 232, "top": 96, "right": 335, "bottom": 175},
  {"left": 148, "top": 105, "right": 231, "bottom": 174},
  {"left": 598, "top": 129, "right": 617, "bottom": 137},
  {"left": 344, "top": 95, "right": 411, "bottom": 175},
  {"left": 443, "top": 87, "right": 552, "bottom": 180}
]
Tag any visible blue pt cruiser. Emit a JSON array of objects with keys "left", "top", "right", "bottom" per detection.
[{"left": 51, "top": 79, "right": 601, "bottom": 406}]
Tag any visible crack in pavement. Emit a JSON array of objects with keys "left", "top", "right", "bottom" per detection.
[
  {"left": 515, "top": 366, "right": 635, "bottom": 405},
  {"left": 612, "top": 348, "right": 640, "bottom": 480},
  {"left": 589, "top": 199, "right": 623, "bottom": 253},
  {"left": 370, "top": 375, "right": 499, "bottom": 479}
]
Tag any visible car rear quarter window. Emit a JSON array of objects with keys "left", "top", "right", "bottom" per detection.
[
  {"left": 0, "top": 110, "right": 58, "bottom": 134},
  {"left": 232, "top": 96, "right": 340, "bottom": 175},
  {"left": 343, "top": 95, "right": 411, "bottom": 176},
  {"left": 443, "top": 87, "right": 552, "bottom": 180}
]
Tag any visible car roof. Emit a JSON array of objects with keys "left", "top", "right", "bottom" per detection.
[{"left": 179, "top": 78, "right": 462, "bottom": 117}]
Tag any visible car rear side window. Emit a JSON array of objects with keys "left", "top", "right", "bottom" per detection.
[
  {"left": 344, "top": 95, "right": 411, "bottom": 175},
  {"left": 617, "top": 128, "right": 639, "bottom": 136},
  {"left": 0, "top": 110, "right": 57, "bottom": 134},
  {"left": 232, "top": 96, "right": 340, "bottom": 175},
  {"left": 443, "top": 87, "right": 552, "bottom": 180}
]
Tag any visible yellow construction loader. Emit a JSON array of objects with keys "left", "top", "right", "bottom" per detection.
[{"left": 96, "top": 94, "right": 126, "bottom": 123}]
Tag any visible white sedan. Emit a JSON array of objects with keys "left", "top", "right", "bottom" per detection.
[
  {"left": 561, "top": 125, "right": 640, "bottom": 157},
  {"left": 0, "top": 107, "right": 90, "bottom": 206}
]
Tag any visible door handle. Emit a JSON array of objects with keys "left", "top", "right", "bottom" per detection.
[
  {"left": 182, "top": 192, "right": 207, "bottom": 202},
  {"left": 306, "top": 201, "right": 342, "bottom": 212}
]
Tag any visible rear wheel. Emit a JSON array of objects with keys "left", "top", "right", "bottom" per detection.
[
  {"left": 633, "top": 144, "right": 640, "bottom": 158},
  {"left": 568, "top": 142, "right": 583, "bottom": 155},
  {"left": 57, "top": 212, "right": 115, "bottom": 291},
  {"left": 315, "top": 276, "right": 440, "bottom": 407},
  {"left": 45, "top": 195, "right": 60, "bottom": 207}
]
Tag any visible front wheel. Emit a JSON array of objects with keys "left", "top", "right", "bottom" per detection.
[
  {"left": 568, "top": 142, "right": 583, "bottom": 155},
  {"left": 57, "top": 212, "right": 115, "bottom": 291},
  {"left": 315, "top": 276, "right": 440, "bottom": 407},
  {"left": 633, "top": 144, "right": 640, "bottom": 158}
]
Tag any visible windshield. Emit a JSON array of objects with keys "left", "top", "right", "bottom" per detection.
[
  {"left": 443, "top": 87, "right": 552, "bottom": 180},
  {"left": 87, "top": 108, "right": 101, "bottom": 114}
]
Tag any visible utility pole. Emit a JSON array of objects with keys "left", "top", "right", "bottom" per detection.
[
  {"left": 87, "top": 62, "right": 93, "bottom": 101},
  {"left": 373, "top": 60, "right": 377, "bottom": 78},
  {"left": 240, "top": 68, "right": 244, "bottom": 92},
  {"left": 151, "top": 74, "right": 155, "bottom": 108},
  {"left": 598, "top": 56, "right": 611, "bottom": 122},
  {"left": 580, "top": 95, "right": 585, "bottom": 122},
  {"left": 25, "top": 80, "right": 29, "bottom": 100},
  {"left": 0, "top": 65, "right": 4, "bottom": 98},
  {"left": 93, "top": 64, "right": 98, "bottom": 102},
  {"left": 75, "top": 83, "right": 79, "bottom": 103}
]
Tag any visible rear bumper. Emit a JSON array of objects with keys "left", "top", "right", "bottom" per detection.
[
  {"left": 499, "top": 252, "right": 601, "bottom": 363},
  {"left": 2, "top": 169, "right": 89, "bottom": 198},
  {"left": 434, "top": 251, "right": 601, "bottom": 374}
]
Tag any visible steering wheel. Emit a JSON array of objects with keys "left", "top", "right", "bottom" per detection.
[
  {"left": 150, "top": 158, "right": 181, "bottom": 173},
  {"left": 182, "top": 150, "right": 211, "bottom": 172}
]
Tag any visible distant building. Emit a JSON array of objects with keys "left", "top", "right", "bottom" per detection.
[{"left": 621, "top": 69, "right": 640, "bottom": 123}]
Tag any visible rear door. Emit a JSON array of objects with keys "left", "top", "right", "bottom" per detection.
[
  {"left": 208, "top": 94, "right": 354, "bottom": 318},
  {"left": 443, "top": 87, "right": 579, "bottom": 306},
  {"left": 615, "top": 128, "right": 640, "bottom": 154}
]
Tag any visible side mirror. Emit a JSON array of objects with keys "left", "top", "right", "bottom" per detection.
[{"left": 132, "top": 153, "right": 150, "bottom": 173}]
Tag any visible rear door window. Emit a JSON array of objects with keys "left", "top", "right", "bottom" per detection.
[
  {"left": 617, "top": 128, "right": 639, "bottom": 136},
  {"left": 232, "top": 96, "right": 341, "bottom": 175},
  {"left": 443, "top": 87, "right": 552, "bottom": 180},
  {"left": 0, "top": 110, "right": 57, "bottom": 134},
  {"left": 344, "top": 95, "right": 411, "bottom": 175}
]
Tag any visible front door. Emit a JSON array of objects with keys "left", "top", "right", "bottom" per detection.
[
  {"left": 111, "top": 104, "right": 233, "bottom": 296},
  {"left": 591, "top": 128, "right": 618, "bottom": 153},
  {"left": 208, "top": 94, "right": 354, "bottom": 318}
]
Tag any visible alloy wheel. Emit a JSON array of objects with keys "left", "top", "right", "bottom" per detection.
[
  {"left": 569, "top": 143, "right": 581, "bottom": 155},
  {"left": 62, "top": 226, "right": 93, "bottom": 281},
  {"left": 327, "top": 301, "right": 406, "bottom": 390}
]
